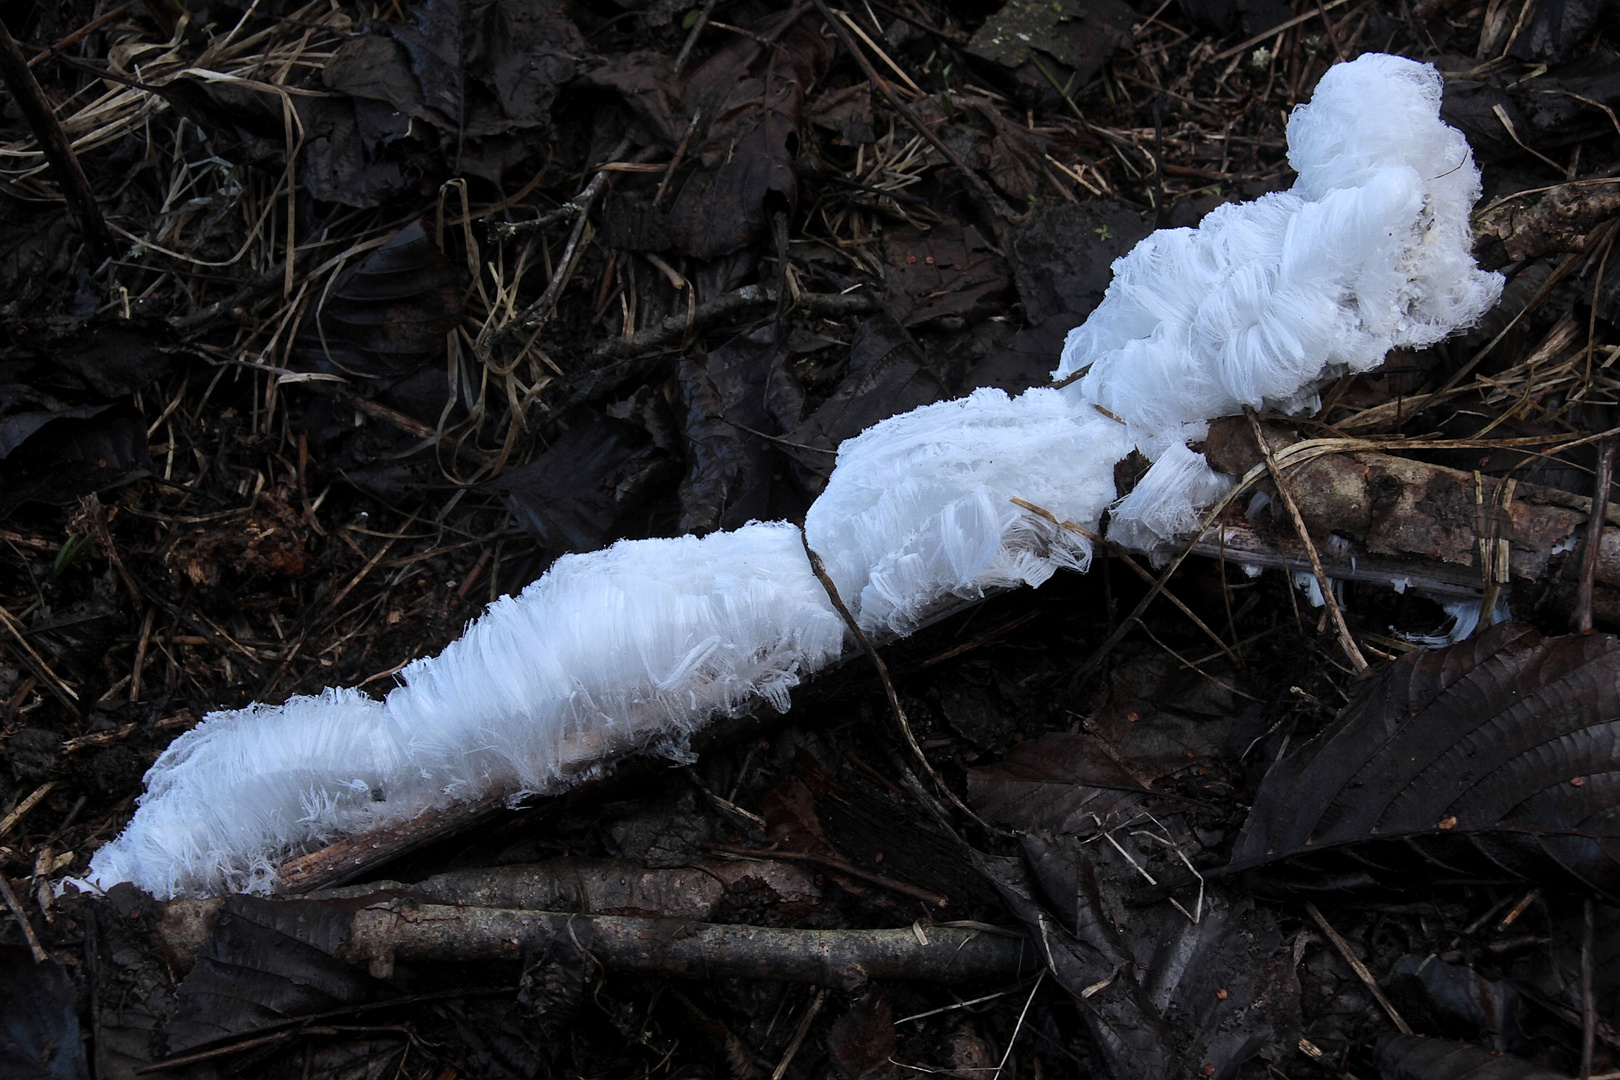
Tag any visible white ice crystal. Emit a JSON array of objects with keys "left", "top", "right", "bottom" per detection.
[
  {"left": 1059, "top": 53, "right": 1501, "bottom": 547},
  {"left": 804, "top": 388, "right": 1128, "bottom": 635},
  {"left": 87, "top": 54, "right": 1503, "bottom": 898}
]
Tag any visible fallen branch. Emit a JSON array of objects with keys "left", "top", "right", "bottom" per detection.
[
  {"left": 1246, "top": 409, "right": 1368, "bottom": 670},
  {"left": 1473, "top": 180, "right": 1620, "bottom": 270},
  {"left": 1200, "top": 419, "right": 1620, "bottom": 621},
  {"left": 271, "top": 423, "right": 1620, "bottom": 892},
  {"left": 156, "top": 896, "right": 1037, "bottom": 988}
]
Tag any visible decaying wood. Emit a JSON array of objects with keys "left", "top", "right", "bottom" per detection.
[
  {"left": 157, "top": 895, "right": 1037, "bottom": 988},
  {"left": 1200, "top": 418, "right": 1620, "bottom": 622},
  {"left": 1246, "top": 409, "right": 1368, "bottom": 670},
  {"left": 275, "top": 796, "right": 504, "bottom": 893},
  {"left": 1473, "top": 181, "right": 1620, "bottom": 270},
  {"left": 311, "top": 856, "right": 822, "bottom": 918},
  {"left": 271, "top": 598, "right": 987, "bottom": 894},
  {"left": 274, "top": 421, "right": 1620, "bottom": 892}
]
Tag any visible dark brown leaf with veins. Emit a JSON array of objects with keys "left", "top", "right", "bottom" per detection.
[
  {"left": 299, "top": 220, "right": 463, "bottom": 378},
  {"left": 1230, "top": 622, "right": 1620, "bottom": 899}
]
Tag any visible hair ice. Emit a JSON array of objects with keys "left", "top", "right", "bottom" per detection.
[
  {"left": 1058, "top": 53, "right": 1500, "bottom": 548},
  {"left": 87, "top": 54, "right": 1502, "bottom": 898}
]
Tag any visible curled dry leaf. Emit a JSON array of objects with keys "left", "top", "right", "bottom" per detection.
[
  {"left": 297, "top": 220, "right": 463, "bottom": 379},
  {"left": 1230, "top": 623, "right": 1620, "bottom": 900}
]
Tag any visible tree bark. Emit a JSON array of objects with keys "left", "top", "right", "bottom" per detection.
[
  {"left": 1199, "top": 418, "right": 1620, "bottom": 623},
  {"left": 156, "top": 896, "right": 1038, "bottom": 989}
]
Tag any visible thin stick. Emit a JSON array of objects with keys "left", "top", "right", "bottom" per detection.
[
  {"left": 1247, "top": 410, "right": 1368, "bottom": 672},
  {"left": 490, "top": 135, "right": 633, "bottom": 344},
  {"left": 771, "top": 988, "right": 827, "bottom": 1080},
  {"left": 800, "top": 535, "right": 1004, "bottom": 834},
  {"left": 1576, "top": 436, "right": 1614, "bottom": 634},
  {"left": 1074, "top": 461, "right": 1273, "bottom": 680},
  {"left": 1213, "top": 0, "right": 1354, "bottom": 59},
  {"left": 0, "top": 782, "right": 55, "bottom": 842},
  {"left": 1314, "top": 0, "right": 1347, "bottom": 60},
  {"left": 808, "top": 0, "right": 1015, "bottom": 223},
  {"left": 1582, "top": 897, "right": 1596, "bottom": 1080},
  {"left": 0, "top": 603, "right": 80, "bottom": 709},
  {"left": 0, "top": 19, "right": 113, "bottom": 261},
  {"left": 0, "top": 874, "right": 47, "bottom": 964},
  {"left": 672, "top": 0, "right": 720, "bottom": 74},
  {"left": 993, "top": 971, "right": 1044, "bottom": 1079},
  {"left": 1306, "top": 903, "right": 1411, "bottom": 1035},
  {"left": 28, "top": 6, "right": 128, "bottom": 66},
  {"left": 896, "top": 990, "right": 1013, "bottom": 1024},
  {"left": 655, "top": 111, "right": 702, "bottom": 208},
  {"left": 1010, "top": 497, "right": 1242, "bottom": 670},
  {"left": 1499, "top": 887, "right": 1542, "bottom": 928}
]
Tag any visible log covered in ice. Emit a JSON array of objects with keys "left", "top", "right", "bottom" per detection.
[{"left": 86, "top": 54, "right": 1503, "bottom": 899}]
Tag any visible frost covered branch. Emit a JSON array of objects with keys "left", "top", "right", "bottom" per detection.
[{"left": 87, "top": 54, "right": 1503, "bottom": 899}]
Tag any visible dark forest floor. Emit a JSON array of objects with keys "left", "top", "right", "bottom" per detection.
[{"left": 2, "top": 0, "right": 1620, "bottom": 1078}]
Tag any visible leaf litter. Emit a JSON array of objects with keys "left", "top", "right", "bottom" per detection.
[{"left": 3, "top": 0, "right": 1620, "bottom": 1078}]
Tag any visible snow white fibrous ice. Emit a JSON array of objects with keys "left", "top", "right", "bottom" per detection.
[{"left": 86, "top": 53, "right": 1503, "bottom": 898}]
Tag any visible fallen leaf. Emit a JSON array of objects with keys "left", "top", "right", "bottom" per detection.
[
  {"left": 1385, "top": 953, "right": 1526, "bottom": 1052},
  {"left": 781, "top": 316, "right": 949, "bottom": 493},
  {"left": 1372, "top": 1034, "right": 1564, "bottom": 1080},
  {"left": 295, "top": 220, "right": 463, "bottom": 378},
  {"left": 0, "top": 406, "right": 148, "bottom": 516},
  {"left": 966, "top": 731, "right": 1153, "bottom": 836},
  {"left": 1230, "top": 623, "right": 1620, "bottom": 900},
  {"left": 0, "top": 946, "right": 88, "bottom": 1080},
  {"left": 493, "top": 416, "right": 675, "bottom": 553},
  {"left": 881, "top": 221, "right": 1008, "bottom": 329},
  {"left": 165, "top": 896, "right": 382, "bottom": 1054},
  {"left": 598, "top": 11, "right": 828, "bottom": 258},
  {"left": 676, "top": 325, "right": 783, "bottom": 535},
  {"left": 972, "top": 736, "right": 1300, "bottom": 1080},
  {"left": 826, "top": 990, "right": 895, "bottom": 1080}
]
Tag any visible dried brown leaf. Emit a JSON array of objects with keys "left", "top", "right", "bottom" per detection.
[{"left": 1230, "top": 623, "right": 1620, "bottom": 899}]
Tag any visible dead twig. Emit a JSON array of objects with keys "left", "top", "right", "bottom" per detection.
[
  {"left": 0, "top": 604, "right": 80, "bottom": 712},
  {"left": 0, "top": 874, "right": 47, "bottom": 964},
  {"left": 808, "top": 0, "right": 1016, "bottom": 224},
  {"left": 1246, "top": 409, "right": 1368, "bottom": 672},
  {"left": 27, "top": 7, "right": 128, "bottom": 67},
  {"left": 1010, "top": 497, "right": 1242, "bottom": 670},
  {"left": 1576, "top": 436, "right": 1615, "bottom": 634},
  {"left": 771, "top": 988, "right": 828, "bottom": 1080},
  {"left": 654, "top": 110, "right": 702, "bottom": 208},
  {"left": 800, "top": 535, "right": 1007, "bottom": 836},
  {"left": 276, "top": 795, "right": 503, "bottom": 894},
  {"left": 672, "top": 0, "right": 721, "bottom": 74},
  {"left": 1305, "top": 902, "right": 1412, "bottom": 1035},
  {"left": 0, "top": 19, "right": 114, "bottom": 261},
  {"left": 0, "top": 782, "right": 55, "bottom": 843},
  {"left": 591, "top": 285, "right": 880, "bottom": 361},
  {"left": 1212, "top": 0, "right": 1356, "bottom": 61},
  {"left": 485, "top": 135, "right": 634, "bottom": 346}
]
